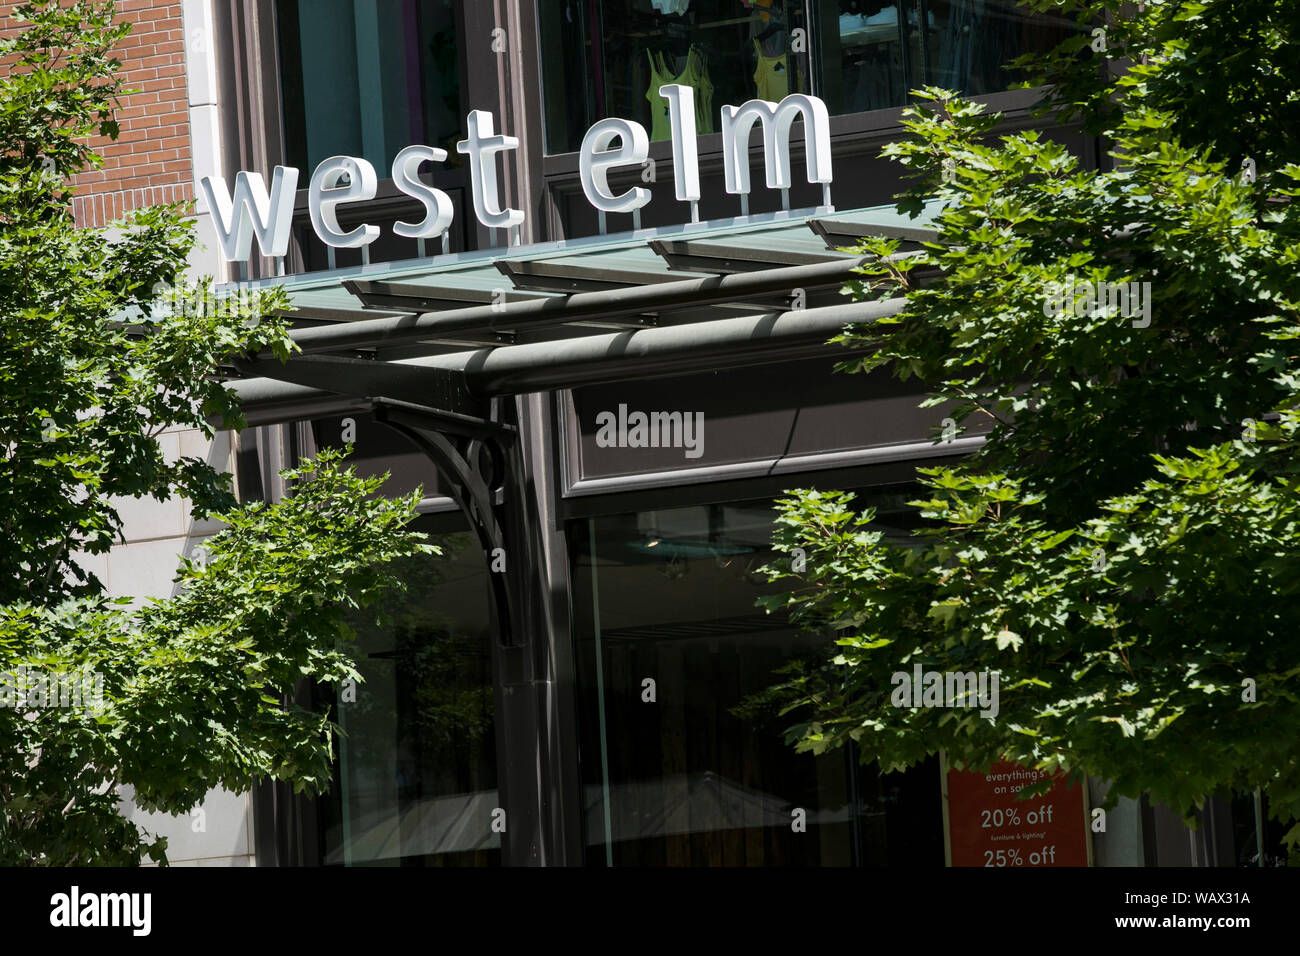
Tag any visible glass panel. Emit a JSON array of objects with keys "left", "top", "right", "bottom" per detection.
[
  {"left": 539, "top": 0, "right": 1079, "bottom": 154},
  {"left": 918, "top": 0, "right": 1078, "bottom": 96},
  {"left": 538, "top": 0, "right": 812, "bottom": 154},
  {"left": 567, "top": 357, "right": 994, "bottom": 482},
  {"left": 571, "top": 494, "right": 945, "bottom": 865},
  {"left": 811, "top": 0, "right": 912, "bottom": 114},
  {"left": 813, "top": 1, "right": 1080, "bottom": 114},
  {"left": 317, "top": 523, "right": 499, "bottom": 866},
  {"left": 275, "top": 0, "right": 464, "bottom": 173},
  {"left": 310, "top": 412, "right": 443, "bottom": 499}
]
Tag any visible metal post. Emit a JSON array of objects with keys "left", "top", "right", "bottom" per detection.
[{"left": 1254, "top": 788, "right": 1266, "bottom": 866}]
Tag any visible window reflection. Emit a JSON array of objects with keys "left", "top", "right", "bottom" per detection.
[
  {"left": 318, "top": 526, "right": 499, "bottom": 866},
  {"left": 275, "top": 0, "right": 464, "bottom": 174},
  {"left": 539, "top": 0, "right": 1077, "bottom": 154},
  {"left": 572, "top": 496, "right": 944, "bottom": 865},
  {"left": 540, "top": 0, "right": 811, "bottom": 153}
]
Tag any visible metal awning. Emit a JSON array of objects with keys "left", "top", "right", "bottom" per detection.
[{"left": 222, "top": 201, "right": 942, "bottom": 424}]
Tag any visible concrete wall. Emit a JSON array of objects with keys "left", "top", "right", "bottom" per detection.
[
  {"left": 94, "top": 425, "right": 256, "bottom": 867},
  {"left": 112, "top": 0, "right": 252, "bottom": 866}
]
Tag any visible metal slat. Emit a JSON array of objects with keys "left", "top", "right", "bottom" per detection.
[
  {"left": 809, "top": 217, "right": 939, "bottom": 250},
  {"left": 277, "top": 255, "right": 874, "bottom": 356},
  {"left": 495, "top": 256, "right": 711, "bottom": 294},
  {"left": 648, "top": 237, "right": 848, "bottom": 273},
  {"left": 344, "top": 278, "right": 552, "bottom": 313},
  {"left": 230, "top": 297, "right": 906, "bottom": 424}
]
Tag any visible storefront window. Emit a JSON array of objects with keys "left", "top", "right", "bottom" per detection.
[
  {"left": 571, "top": 496, "right": 944, "bottom": 865},
  {"left": 539, "top": 0, "right": 812, "bottom": 154},
  {"left": 316, "top": 524, "right": 499, "bottom": 866},
  {"left": 275, "top": 0, "right": 464, "bottom": 174},
  {"left": 539, "top": 0, "right": 1077, "bottom": 154}
]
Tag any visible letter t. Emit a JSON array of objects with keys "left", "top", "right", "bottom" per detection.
[{"left": 457, "top": 110, "right": 525, "bottom": 232}]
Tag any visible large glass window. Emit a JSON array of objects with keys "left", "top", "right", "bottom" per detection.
[
  {"left": 315, "top": 522, "right": 499, "bottom": 867},
  {"left": 571, "top": 494, "right": 945, "bottom": 865},
  {"left": 275, "top": 0, "right": 464, "bottom": 174},
  {"left": 539, "top": 0, "right": 1078, "bottom": 154},
  {"left": 540, "top": 0, "right": 813, "bottom": 154}
]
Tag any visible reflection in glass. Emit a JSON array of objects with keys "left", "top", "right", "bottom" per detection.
[
  {"left": 275, "top": 0, "right": 464, "bottom": 173},
  {"left": 572, "top": 495, "right": 944, "bottom": 865},
  {"left": 540, "top": 0, "right": 1078, "bottom": 154},
  {"left": 539, "top": 0, "right": 811, "bottom": 153},
  {"left": 318, "top": 525, "right": 499, "bottom": 866}
]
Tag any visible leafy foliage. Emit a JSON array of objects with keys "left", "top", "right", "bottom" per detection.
[
  {"left": 0, "top": 450, "right": 434, "bottom": 865},
  {"left": 760, "top": 0, "right": 1300, "bottom": 850},
  {"left": 0, "top": 2, "right": 434, "bottom": 863},
  {"left": 0, "top": 1, "right": 298, "bottom": 605}
]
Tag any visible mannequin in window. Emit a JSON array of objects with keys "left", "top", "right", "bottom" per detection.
[
  {"left": 645, "top": 44, "right": 714, "bottom": 140},
  {"left": 748, "top": 1, "right": 788, "bottom": 101}
]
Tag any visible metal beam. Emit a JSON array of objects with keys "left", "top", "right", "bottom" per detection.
[
  {"left": 649, "top": 237, "right": 847, "bottom": 273},
  {"left": 344, "top": 278, "right": 550, "bottom": 313},
  {"left": 230, "top": 353, "right": 487, "bottom": 422},
  {"left": 808, "top": 217, "right": 939, "bottom": 250},
  {"left": 228, "top": 297, "right": 904, "bottom": 426},
  {"left": 494, "top": 257, "right": 708, "bottom": 294},
  {"left": 280, "top": 256, "right": 875, "bottom": 358}
]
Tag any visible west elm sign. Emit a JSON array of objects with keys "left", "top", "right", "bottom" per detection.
[{"left": 199, "top": 85, "right": 834, "bottom": 265}]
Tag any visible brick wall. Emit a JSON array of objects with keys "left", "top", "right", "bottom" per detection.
[{"left": 0, "top": 0, "right": 195, "bottom": 228}]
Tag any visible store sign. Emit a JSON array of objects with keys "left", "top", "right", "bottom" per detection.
[
  {"left": 199, "top": 86, "right": 834, "bottom": 264},
  {"left": 944, "top": 758, "right": 1091, "bottom": 868}
]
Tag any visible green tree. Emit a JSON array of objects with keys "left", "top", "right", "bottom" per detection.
[
  {"left": 0, "top": 1, "right": 432, "bottom": 863},
  {"left": 759, "top": 0, "right": 1300, "bottom": 852}
]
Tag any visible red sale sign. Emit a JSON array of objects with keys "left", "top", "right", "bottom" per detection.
[{"left": 943, "top": 758, "right": 1091, "bottom": 867}]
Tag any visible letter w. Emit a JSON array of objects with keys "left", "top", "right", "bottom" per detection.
[{"left": 200, "top": 167, "right": 300, "bottom": 262}]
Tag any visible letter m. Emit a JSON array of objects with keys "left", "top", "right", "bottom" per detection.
[
  {"left": 945, "top": 671, "right": 977, "bottom": 708},
  {"left": 720, "top": 94, "right": 832, "bottom": 196},
  {"left": 199, "top": 167, "right": 300, "bottom": 262},
  {"left": 649, "top": 411, "right": 682, "bottom": 448},
  {"left": 101, "top": 893, "right": 130, "bottom": 927}
]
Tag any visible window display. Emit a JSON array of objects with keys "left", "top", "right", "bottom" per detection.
[
  {"left": 540, "top": 0, "right": 811, "bottom": 153},
  {"left": 540, "top": 0, "right": 1076, "bottom": 155},
  {"left": 646, "top": 44, "right": 715, "bottom": 137}
]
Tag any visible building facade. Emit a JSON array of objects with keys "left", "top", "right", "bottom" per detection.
[{"left": 32, "top": 0, "right": 1286, "bottom": 866}]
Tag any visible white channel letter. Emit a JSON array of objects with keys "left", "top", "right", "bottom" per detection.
[
  {"left": 579, "top": 118, "right": 651, "bottom": 214},
  {"left": 200, "top": 166, "right": 299, "bottom": 262},
  {"left": 392, "top": 145, "right": 455, "bottom": 239},
  {"left": 720, "top": 94, "right": 833, "bottom": 196},
  {"left": 308, "top": 156, "right": 380, "bottom": 249},
  {"left": 456, "top": 110, "right": 525, "bottom": 230},
  {"left": 658, "top": 84, "right": 700, "bottom": 203}
]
